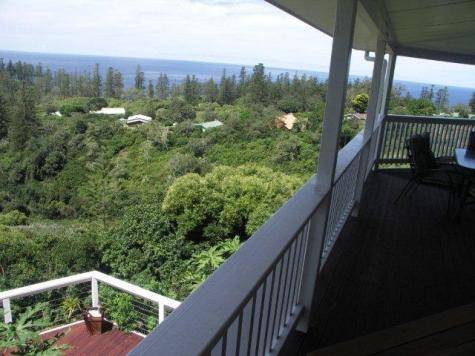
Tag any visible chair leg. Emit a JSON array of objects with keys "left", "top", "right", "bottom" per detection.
[{"left": 394, "top": 178, "right": 415, "bottom": 204}]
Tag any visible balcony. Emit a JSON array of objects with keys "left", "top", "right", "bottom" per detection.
[
  {"left": 2, "top": 0, "right": 475, "bottom": 355},
  {"left": 0, "top": 271, "right": 180, "bottom": 355}
]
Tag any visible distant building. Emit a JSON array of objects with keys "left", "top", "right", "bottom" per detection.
[
  {"left": 126, "top": 114, "right": 152, "bottom": 126},
  {"left": 344, "top": 113, "right": 366, "bottom": 121},
  {"left": 275, "top": 113, "right": 297, "bottom": 130},
  {"left": 91, "top": 107, "right": 126, "bottom": 115},
  {"left": 194, "top": 120, "right": 223, "bottom": 132}
]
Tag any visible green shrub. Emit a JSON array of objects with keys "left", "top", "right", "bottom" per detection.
[
  {"left": 351, "top": 93, "right": 369, "bottom": 113},
  {"left": 0, "top": 210, "right": 27, "bottom": 226}
]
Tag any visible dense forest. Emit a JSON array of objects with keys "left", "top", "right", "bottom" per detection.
[{"left": 0, "top": 58, "right": 474, "bottom": 317}]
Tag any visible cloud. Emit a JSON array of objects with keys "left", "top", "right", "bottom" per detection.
[{"left": 0, "top": 0, "right": 473, "bottom": 88}]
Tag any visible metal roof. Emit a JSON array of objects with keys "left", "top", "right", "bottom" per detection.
[{"left": 266, "top": 0, "right": 475, "bottom": 65}]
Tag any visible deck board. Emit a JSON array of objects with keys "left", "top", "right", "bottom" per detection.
[
  {"left": 280, "top": 170, "right": 475, "bottom": 355},
  {"left": 40, "top": 321, "right": 143, "bottom": 355}
]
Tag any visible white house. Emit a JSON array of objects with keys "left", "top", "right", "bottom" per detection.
[
  {"left": 194, "top": 120, "right": 223, "bottom": 132},
  {"left": 91, "top": 107, "right": 126, "bottom": 115},
  {"left": 126, "top": 114, "right": 152, "bottom": 126}
]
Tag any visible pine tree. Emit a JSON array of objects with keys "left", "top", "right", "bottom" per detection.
[
  {"left": 249, "top": 63, "right": 267, "bottom": 104},
  {"left": 435, "top": 87, "right": 449, "bottom": 113},
  {"left": 469, "top": 92, "right": 475, "bottom": 113},
  {"left": 9, "top": 86, "right": 39, "bottom": 149},
  {"left": 156, "top": 73, "right": 170, "bottom": 100},
  {"left": 105, "top": 67, "right": 114, "bottom": 97},
  {"left": 218, "top": 70, "right": 234, "bottom": 105},
  {"left": 134, "top": 65, "right": 145, "bottom": 90},
  {"left": 183, "top": 75, "right": 199, "bottom": 103},
  {"left": 92, "top": 63, "right": 102, "bottom": 97},
  {"left": 147, "top": 80, "right": 155, "bottom": 98},
  {"left": 113, "top": 70, "right": 124, "bottom": 98},
  {"left": 0, "top": 90, "right": 9, "bottom": 139},
  {"left": 203, "top": 78, "right": 219, "bottom": 102}
]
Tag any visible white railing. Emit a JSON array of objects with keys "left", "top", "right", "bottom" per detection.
[
  {"left": 0, "top": 271, "right": 180, "bottom": 335},
  {"left": 131, "top": 129, "right": 373, "bottom": 355},
  {"left": 377, "top": 115, "right": 475, "bottom": 165}
]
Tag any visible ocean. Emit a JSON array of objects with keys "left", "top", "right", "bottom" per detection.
[{"left": 1, "top": 50, "right": 473, "bottom": 106}]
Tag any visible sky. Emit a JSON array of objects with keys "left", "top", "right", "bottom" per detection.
[{"left": 0, "top": 0, "right": 474, "bottom": 88}]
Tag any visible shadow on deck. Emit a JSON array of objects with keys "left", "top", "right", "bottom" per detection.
[{"left": 283, "top": 169, "right": 475, "bottom": 355}]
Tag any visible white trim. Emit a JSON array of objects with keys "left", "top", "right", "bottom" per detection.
[
  {"left": 39, "top": 320, "right": 85, "bottom": 335},
  {"left": 297, "top": 0, "right": 358, "bottom": 333}
]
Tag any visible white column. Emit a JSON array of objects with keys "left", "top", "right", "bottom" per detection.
[
  {"left": 374, "top": 53, "right": 397, "bottom": 169},
  {"left": 380, "top": 54, "right": 397, "bottom": 117},
  {"left": 352, "top": 36, "right": 386, "bottom": 214},
  {"left": 91, "top": 278, "right": 99, "bottom": 308},
  {"left": 3, "top": 298, "right": 12, "bottom": 323},
  {"left": 158, "top": 303, "right": 165, "bottom": 323},
  {"left": 296, "top": 0, "right": 357, "bottom": 333}
]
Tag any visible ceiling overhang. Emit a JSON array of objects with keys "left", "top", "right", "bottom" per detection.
[{"left": 266, "top": 0, "right": 475, "bottom": 65}]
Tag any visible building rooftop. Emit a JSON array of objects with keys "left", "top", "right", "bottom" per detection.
[
  {"left": 91, "top": 107, "right": 126, "bottom": 115},
  {"left": 194, "top": 120, "right": 223, "bottom": 131}
]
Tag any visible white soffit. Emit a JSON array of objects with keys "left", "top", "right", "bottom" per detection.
[{"left": 266, "top": 0, "right": 475, "bottom": 64}]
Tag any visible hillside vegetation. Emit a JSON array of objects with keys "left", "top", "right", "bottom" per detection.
[{"left": 1, "top": 59, "right": 471, "bottom": 305}]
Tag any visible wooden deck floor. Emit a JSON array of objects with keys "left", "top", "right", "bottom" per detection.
[
  {"left": 282, "top": 170, "right": 475, "bottom": 355},
  {"left": 41, "top": 320, "right": 143, "bottom": 355}
]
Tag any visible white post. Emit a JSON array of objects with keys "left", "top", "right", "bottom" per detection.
[
  {"left": 158, "top": 303, "right": 165, "bottom": 324},
  {"left": 296, "top": 0, "right": 357, "bottom": 333},
  {"left": 380, "top": 54, "right": 397, "bottom": 117},
  {"left": 352, "top": 36, "right": 386, "bottom": 215},
  {"left": 3, "top": 298, "right": 12, "bottom": 323},
  {"left": 374, "top": 53, "right": 397, "bottom": 169},
  {"left": 91, "top": 278, "right": 99, "bottom": 308}
]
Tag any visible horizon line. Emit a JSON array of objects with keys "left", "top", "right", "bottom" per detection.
[{"left": 1, "top": 48, "right": 474, "bottom": 91}]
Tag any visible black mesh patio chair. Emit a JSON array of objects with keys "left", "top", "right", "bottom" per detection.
[{"left": 394, "top": 132, "right": 460, "bottom": 210}]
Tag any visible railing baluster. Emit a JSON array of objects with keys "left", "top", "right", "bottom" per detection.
[
  {"left": 262, "top": 269, "right": 276, "bottom": 354},
  {"left": 246, "top": 294, "right": 256, "bottom": 356},
  {"left": 235, "top": 312, "right": 243, "bottom": 356}
]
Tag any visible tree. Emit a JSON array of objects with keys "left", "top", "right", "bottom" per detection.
[
  {"left": 407, "top": 98, "right": 436, "bottom": 116},
  {"left": 0, "top": 90, "right": 9, "bottom": 139},
  {"left": 156, "top": 73, "right": 170, "bottom": 100},
  {"left": 452, "top": 103, "right": 470, "bottom": 118},
  {"left": 147, "top": 80, "right": 155, "bottom": 98},
  {"left": 469, "top": 92, "right": 475, "bottom": 113},
  {"left": 162, "top": 165, "right": 302, "bottom": 241},
  {"left": 104, "top": 67, "right": 114, "bottom": 97},
  {"left": 9, "top": 86, "right": 39, "bottom": 149},
  {"left": 183, "top": 75, "right": 199, "bottom": 103},
  {"left": 203, "top": 78, "right": 219, "bottom": 102},
  {"left": 218, "top": 70, "right": 235, "bottom": 105},
  {"left": 92, "top": 63, "right": 102, "bottom": 97},
  {"left": 249, "top": 63, "right": 267, "bottom": 104},
  {"left": 419, "top": 85, "right": 434, "bottom": 101},
  {"left": 435, "top": 87, "right": 449, "bottom": 113},
  {"left": 113, "top": 70, "right": 124, "bottom": 98},
  {"left": 351, "top": 93, "right": 369, "bottom": 113},
  {"left": 134, "top": 65, "right": 145, "bottom": 91}
]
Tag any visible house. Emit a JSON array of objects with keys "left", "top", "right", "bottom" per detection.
[
  {"left": 275, "top": 113, "right": 297, "bottom": 130},
  {"left": 344, "top": 112, "right": 366, "bottom": 121},
  {"left": 91, "top": 107, "right": 126, "bottom": 115},
  {"left": 194, "top": 120, "right": 223, "bottom": 132},
  {"left": 126, "top": 114, "right": 152, "bottom": 126}
]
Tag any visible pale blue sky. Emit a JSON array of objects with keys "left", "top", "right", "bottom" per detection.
[{"left": 0, "top": 0, "right": 474, "bottom": 88}]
